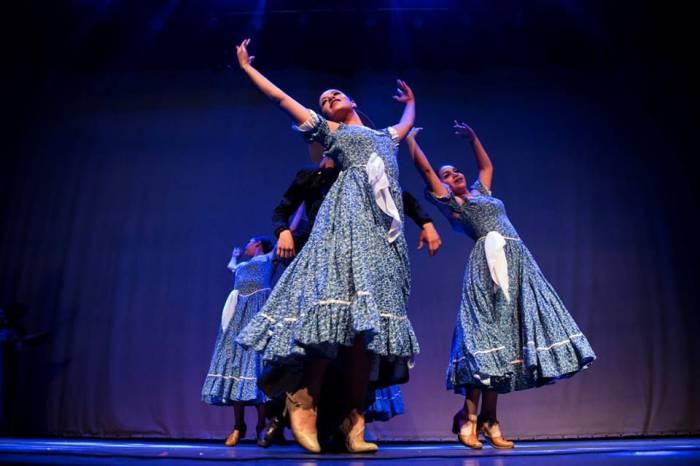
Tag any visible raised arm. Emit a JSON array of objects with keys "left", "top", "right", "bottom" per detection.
[
  {"left": 390, "top": 80, "right": 416, "bottom": 141},
  {"left": 227, "top": 247, "right": 241, "bottom": 272},
  {"left": 236, "top": 39, "right": 311, "bottom": 126},
  {"left": 405, "top": 127, "right": 449, "bottom": 198},
  {"left": 454, "top": 121, "right": 493, "bottom": 191}
]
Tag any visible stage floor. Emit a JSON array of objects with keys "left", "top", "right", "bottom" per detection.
[{"left": 1, "top": 437, "right": 698, "bottom": 465}]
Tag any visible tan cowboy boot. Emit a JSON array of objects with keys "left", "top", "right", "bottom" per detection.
[
  {"left": 480, "top": 419, "right": 515, "bottom": 449},
  {"left": 452, "top": 411, "right": 483, "bottom": 449},
  {"left": 285, "top": 393, "right": 321, "bottom": 453},
  {"left": 224, "top": 424, "right": 245, "bottom": 447},
  {"left": 339, "top": 410, "right": 379, "bottom": 453}
]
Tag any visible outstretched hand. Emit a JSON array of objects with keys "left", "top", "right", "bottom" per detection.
[
  {"left": 406, "top": 126, "right": 423, "bottom": 141},
  {"left": 453, "top": 120, "right": 475, "bottom": 140},
  {"left": 236, "top": 38, "right": 255, "bottom": 68},
  {"left": 417, "top": 223, "right": 442, "bottom": 256},
  {"left": 393, "top": 79, "right": 415, "bottom": 104}
]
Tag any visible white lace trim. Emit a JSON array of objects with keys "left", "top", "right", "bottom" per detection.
[
  {"left": 318, "top": 298, "right": 351, "bottom": 305},
  {"left": 525, "top": 334, "right": 584, "bottom": 352},
  {"left": 452, "top": 353, "right": 523, "bottom": 365},
  {"left": 292, "top": 109, "right": 321, "bottom": 132},
  {"left": 238, "top": 288, "right": 271, "bottom": 298},
  {"left": 318, "top": 291, "right": 371, "bottom": 306},
  {"left": 473, "top": 345, "right": 506, "bottom": 355},
  {"left": 451, "top": 334, "right": 585, "bottom": 364},
  {"left": 387, "top": 126, "right": 400, "bottom": 144},
  {"left": 380, "top": 313, "right": 407, "bottom": 320},
  {"left": 206, "top": 374, "right": 256, "bottom": 381},
  {"left": 257, "top": 291, "right": 407, "bottom": 326}
]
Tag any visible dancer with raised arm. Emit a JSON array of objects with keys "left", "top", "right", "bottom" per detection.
[
  {"left": 406, "top": 122, "right": 595, "bottom": 449},
  {"left": 201, "top": 236, "right": 275, "bottom": 447},
  {"left": 233, "top": 39, "right": 420, "bottom": 453},
  {"left": 264, "top": 154, "right": 442, "bottom": 449}
]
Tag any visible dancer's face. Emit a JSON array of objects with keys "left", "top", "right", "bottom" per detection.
[
  {"left": 438, "top": 165, "right": 468, "bottom": 194},
  {"left": 244, "top": 238, "right": 261, "bottom": 256},
  {"left": 319, "top": 89, "right": 356, "bottom": 122}
]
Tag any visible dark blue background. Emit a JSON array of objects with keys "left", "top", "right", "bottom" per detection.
[{"left": 1, "top": 0, "right": 697, "bottom": 440}]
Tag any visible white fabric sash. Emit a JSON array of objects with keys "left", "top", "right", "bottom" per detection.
[
  {"left": 484, "top": 231, "right": 511, "bottom": 302},
  {"left": 220, "top": 289, "right": 239, "bottom": 331},
  {"left": 366, "top": 152, "right": 402, "bottom": 243}
]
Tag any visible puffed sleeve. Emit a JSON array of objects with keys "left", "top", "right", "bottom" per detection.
[
  {"left": 292, "top": 110, "right": 335, "bottom": 149},
  {"left": 385, "top": 126, "right": 400, "bottom": 147},
  {"left": 470, "top": 179, "right": 492, "bottom": 196},
  {"left": 424, "top": 185, "right": 466, "bottom": 234}
]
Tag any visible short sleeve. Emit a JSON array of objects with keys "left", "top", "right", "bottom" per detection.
[
  {"left": 470, "top": 179, "right": 492, "bottom": 196},
  {"left": 385, "top": 126, "right": 400, "bottom": 146},
  {"left": 424, "top": 185, "right": 467, "bottom": 234},
  {"left": 292, "top": 109, "right": 334, "bottom": 149},
  {"left": 425, "top": 184, "right": 459, "bottom": 209}
]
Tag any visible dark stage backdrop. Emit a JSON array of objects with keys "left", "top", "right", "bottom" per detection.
[{"left": 1, "top": 64, "right": 698, "bottom": 440}]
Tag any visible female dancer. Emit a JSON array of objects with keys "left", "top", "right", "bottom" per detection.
[
  {"left": 406, "top": 123, "right": 595, "bottom": 449},
  {"left": 201, "top": 236, "right": 275, "bottom": 446},
  {"left": 234, "top": 39, "right": 420, "bottom": 453},
  {"left": 271, "top": 154, "right": 441, "bottom": 448}
]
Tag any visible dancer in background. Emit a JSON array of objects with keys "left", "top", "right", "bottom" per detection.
[
  {"left": 406, "top": 122, "right": 595, "bottom": 449},
  {"left": 201, "top": 236, "right": 275, "bottom": 446},
  {"left": 234, "top": 38, "right": 420, "bottom": 453}
]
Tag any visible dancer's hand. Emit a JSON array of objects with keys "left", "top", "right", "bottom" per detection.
[
  {"left": 453, "top": 120, "right": 476, "bottom": 140},
  {"left": 236, "top": 38, "right": 255, "bottom": 69},
  {"left": 417, "top": 222, "right": 442, "bottom": 256},
  {"left": 393, "top": 80, "right": 415, "bottom": 104},
  {"left": 277, "top": 230, "right": 296, "bottom": 259},
  {"left": 406, "top": 127, "right": 423, "bottom": 142},
  {"left": 232, "top": 247, "right": 242, "bottom": 258}
]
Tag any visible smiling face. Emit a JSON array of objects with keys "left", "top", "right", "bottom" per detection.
[
  {"left": 438, "top": 165, "right": 468, "bottom": 194},
  {"left": 318, "top": 89, "right": 356, "bottom": 122}
]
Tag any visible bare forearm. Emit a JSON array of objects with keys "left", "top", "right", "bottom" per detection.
[
  {"left": 469, "top": 135, "right": 493, "bottom": 188},
  {"left": 470, "top": 136, "right": 493, "bottom": 171},
  {"left": 227, "top": 257, "right": 238, "bottom": 271},
  {"left": 393, "top": 101, "right": 416, "bottom": 140},
  {"left": 407, "top": 139, "right": 447, "bottom": 196},
  {"left": 241, "top": 64, "right": 310, "bottom": 125}
]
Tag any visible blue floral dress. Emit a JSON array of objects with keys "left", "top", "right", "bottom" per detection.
[
  {"left": 237, "top": 111, "right": 419, "bottom": 394},
  {"left": 427, "top": 181, "right": 595, "bottom": 394},
  {"left": 201, "top": 253, "right": 274, "bottom": 405},
  {"left": 366, "top": 386, "right": 405, "bottom": 422}
]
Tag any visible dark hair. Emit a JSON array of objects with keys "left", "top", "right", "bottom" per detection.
[
  {"left": 343, "top": 93, "right": 376, "bottom": 129},
  {"left": 356, "top": 108, "right": 376, "bottom": 129},
  {"left": 252, "top": 235, "right": 274, "bottom": 254}
]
